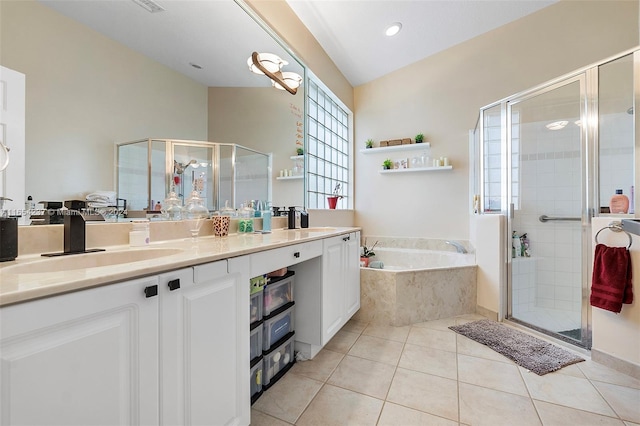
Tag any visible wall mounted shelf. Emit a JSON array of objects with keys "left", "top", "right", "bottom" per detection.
[
  {"left": 379, "top": 165, "right": 453, "bottom": 174},
  {"left": 276, "top": 175, "right": 303, "bottom": 180},
  {"left": 360, "top": 143, "right": 430, "bottom": 155}
]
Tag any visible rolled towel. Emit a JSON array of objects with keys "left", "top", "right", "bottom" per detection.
[
  {"left": 86, "top": 191, "right": 116, "bottom": 203},
  {"left": 590, "top": 243, "right": 633, "bottom": 313},
  {"left": 369, "top": 260, "right": 384, "bottom": 269}
]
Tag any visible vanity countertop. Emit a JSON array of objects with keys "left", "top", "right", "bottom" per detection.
[{"left": 0, "top": 227, "right": 358, "bottom": 307}]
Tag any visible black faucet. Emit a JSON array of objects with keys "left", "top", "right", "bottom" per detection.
[
  {"left": 64, "top": 200, "right": 87, "bottom": 253},
  {"left": 42, "top": 200, "right": 104, "bottom": 257}
]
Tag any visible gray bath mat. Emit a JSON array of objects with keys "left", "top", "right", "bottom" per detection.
[{"left": 449, "top": 319, "right": 584, "bottom": 375}]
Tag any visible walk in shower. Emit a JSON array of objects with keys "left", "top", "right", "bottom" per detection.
[{"left": 474, "top": 49, "right": 636, "bottom": 348}]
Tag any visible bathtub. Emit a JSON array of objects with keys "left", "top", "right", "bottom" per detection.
[{"left": 353, "top": 245, "right": 478, "bottom": 326}]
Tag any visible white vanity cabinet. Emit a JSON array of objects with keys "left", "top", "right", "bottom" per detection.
[
  {"left": 0, "top": 275, "right": 161, "bottom": 426},
  {"left": 321, "top": 231, "right": 361, "bottom": 343},
  {"left": 0, "top": 258, "right": 250, "bottom": 426},
  {"left": 293, "top": 231, "right": 361, "bottom": 359},
  {"left": 160, "top": 257, "right": 249, "bottom": 426}
]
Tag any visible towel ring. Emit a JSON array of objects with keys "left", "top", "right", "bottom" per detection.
[{"left": 594, "top": 224, "right": 632, "bottom": 250}]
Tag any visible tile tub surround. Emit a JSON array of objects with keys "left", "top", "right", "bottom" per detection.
[
  {"left": 362, "top": 235, "right": 474, "bottom": 253},
  {"left": 354, "top": 236, "right": 477, "bottom": 327},
  {"left": 354, "top": 265, "right": 477, "bottom": 326}
]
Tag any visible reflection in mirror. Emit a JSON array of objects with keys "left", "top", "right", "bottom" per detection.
[
  {"left": 0, "top": 0, "right": 305, "bottom": 222},
  {"left": 117, "top": 139, "right": 270, "bottom": 216},
  {"left": 598, "top": 54, "right": 634, "bottom": 213}
]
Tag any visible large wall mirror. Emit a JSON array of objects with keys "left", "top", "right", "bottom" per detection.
[{"left": 0, "top": 0, "right": 305, "bottom": 221}]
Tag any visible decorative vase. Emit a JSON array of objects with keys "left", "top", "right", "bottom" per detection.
[
  {"left": 360, "top": 256, "right": 370, "bottom": 267},
  {"left": 327, "top": 196, "right": 339, "bottom": 209}
]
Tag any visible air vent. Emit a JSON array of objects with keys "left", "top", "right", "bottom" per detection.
[{"left": 131, "top": 0, "right": 165, "bottom": 13}]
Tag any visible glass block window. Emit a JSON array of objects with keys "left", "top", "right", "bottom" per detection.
[{"left": 306, "top": 79, "right": 353, "bottom": 209}]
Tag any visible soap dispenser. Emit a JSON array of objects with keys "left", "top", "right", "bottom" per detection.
[
  {"left": 300, "top": 209, "right": 309, "bottom": 228},
  {"left": 288, "top": 206, "right": 297, "bottom": 229}
]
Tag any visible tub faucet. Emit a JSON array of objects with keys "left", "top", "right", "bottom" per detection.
[{"left": 446, "top": 240, "right": 467, "bottom": 254}]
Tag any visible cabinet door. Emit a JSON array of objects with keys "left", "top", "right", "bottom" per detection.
[
  {"left": 0, "top": 276, "right": 159, "bottom": 426},
  {"left": 344, "top": 231, "right": 361, "bottom": 317},
  {"left": 160, "top": 258, "right": 250, "bottom": 426},
  {"left": 322, "top": 234, "right": 347, "bottom": 343}
]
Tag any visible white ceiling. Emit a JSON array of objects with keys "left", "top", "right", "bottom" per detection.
[
  {"left": 285, "top": 0, "right": 558, "bottom": 86},
  {"left": 38, "top": 0, "right": 557, "bottom": 89},
  {"left": 38, "top": 0, "right": 303, "bottom": 88}
]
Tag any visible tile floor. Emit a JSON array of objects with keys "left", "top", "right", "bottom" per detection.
[{"left": 251, "top": 314, "right": 640, "bottom": 426}]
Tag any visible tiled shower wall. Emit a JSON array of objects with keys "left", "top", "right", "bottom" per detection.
[{"left": 512, "top": 119, "right": 582, "bottom": 315}]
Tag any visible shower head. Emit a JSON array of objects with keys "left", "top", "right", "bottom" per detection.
[{"left": 174, "top": 159, "right": 198, "bottom": 174}]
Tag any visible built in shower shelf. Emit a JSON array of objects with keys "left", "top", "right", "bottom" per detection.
[
  {"left": 379, "top": 166, "right": 452, "bottom": 174},
  {"left": 360, "top": 143, "right": 430, "bottom": 155}
]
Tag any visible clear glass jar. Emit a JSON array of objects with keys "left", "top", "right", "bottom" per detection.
[
  {"left": 183, "top": 190, "right": 209, "bottom": 239},
  {"left": 162, "top": 187, "right": 183, "bottom": 221}
]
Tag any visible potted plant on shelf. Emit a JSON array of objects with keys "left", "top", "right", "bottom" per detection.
[
  {"left": 360, "top": 239, "right": 378, "bottom": 267},
  {"left": 296, "top": 147, "right": 304, "bottom": 155},
  {"left": 365, "top": 139, "right": 374, "bottom": 149},
  {"left": 382, "top": 158, "right": 393, "bottom": 170},
  {"left": 415, "top": 133, "right": 424, "bottom": 143}
]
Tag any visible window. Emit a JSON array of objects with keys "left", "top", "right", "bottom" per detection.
[{"left": 306, "top": 78, "right": 353, "bottom": 209}]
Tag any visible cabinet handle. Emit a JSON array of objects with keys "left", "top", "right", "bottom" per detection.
[
  {"left": 144, "top": 285, "right": 158, "bottom": 298},
  {"left": 343, "top": 236, "right": 350, "bottom": 241},
  {"left": 168, "top": 279, "right": 181, "bottom": 291},
  {"left": 293, "top": 252, "right": 301, "bottom": 258}
]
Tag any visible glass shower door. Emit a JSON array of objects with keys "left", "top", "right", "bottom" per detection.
[{"left": 507, "top": 76, "right": 590, "bottom": 346}]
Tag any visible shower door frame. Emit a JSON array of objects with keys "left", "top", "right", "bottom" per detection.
[{"left": 501, "top": 72, "right": 596, "bottom": 349}]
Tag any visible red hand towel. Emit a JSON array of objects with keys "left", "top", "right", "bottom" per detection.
[{"left": 591, "top": 244, "right": 633, "bottom": 313}]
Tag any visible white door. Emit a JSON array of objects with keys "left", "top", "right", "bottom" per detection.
[
  {"left": 322, "top": 235, "right": 346, "bottom": 343},
  {"left": 345, "top": 232, "right": 361, "bottom": 317},
  {"left": 160, "top": 258, "right": 250, "bottom": 426},
  {"left": 0, "top": 66, "right": 25, "bottom": 212},
  {"left": 0, "top": 277, "right": 160, "bottom": 426}
]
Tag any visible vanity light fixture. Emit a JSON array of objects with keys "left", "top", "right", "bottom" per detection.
[
  {"left": 385, "top": 22, "right": 402, "bottom": 37},
  {"left": 248, "top": 52, "right": 301, "bottom": 95},
  {"left": 545, "top": 120, "right": 568, "bottom": 130}
]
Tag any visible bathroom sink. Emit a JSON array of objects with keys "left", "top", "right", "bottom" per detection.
[
  {"left": 3, "top": 248, "right": 184, "bottom": 274},
  {"left": 300, "top": 227, "right": 337, "bottom": 232}
]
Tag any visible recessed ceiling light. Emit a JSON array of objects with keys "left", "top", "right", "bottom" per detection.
[
  {"left": 131, "top": 0, "right": 165, "bottom": 13},
  {"left": 545, "top": 120, "right": 568, "bottom": 130},
  {"left": 385, "top": 22, "right": 402, "bottom": 37},
  {"left": 189, "top": 62, "right": 202, "bottom": 70}
]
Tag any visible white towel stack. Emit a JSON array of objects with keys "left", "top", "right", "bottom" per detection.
[{"left": 86, "top": 191, "right": 117, "bottom": 208}]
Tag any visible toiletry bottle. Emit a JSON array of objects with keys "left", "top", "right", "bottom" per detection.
[
  {"left": 512, "top": 231, "right": 521, "bottom": 258},
  {"left": 288, "top": 206, "right": 297, "bottom": 229},
  {"left": 300, "top": 209, "right": 309, "bottom": 228},
  {"left": 609, "top": 189, "right": 629, "bottom": 214},
  {"left": 261, "top": 202, "right": 272, "bottom": 233}
]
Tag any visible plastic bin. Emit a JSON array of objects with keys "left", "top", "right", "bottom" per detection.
[
  {"left": 263, "top": 332, "right": 295, "bottom": 389},
  {"left": 263, "top": 303, "right": 294, "bottom": 351},
  {"left": 250, "top": 323, "right": 263, "bottom": 363},
  {"left": 250, "top": 289, "right": 263, "bottom": 325},
  {"left": 263, "top": 271, "right": 294, "bottom": 317},
  {"left": 250, "top": 357, "right": 263, "bottom": 404}
]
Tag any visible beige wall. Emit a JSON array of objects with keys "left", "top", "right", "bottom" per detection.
[
  {"left": 354, "top": 0, "right": 639, "bottom": 239},
  {"left": 0, "top": 0, "right": 208, "bottom": 203},
  {"left": 208, "top": 86, "right": 305, "bottom": 208}
]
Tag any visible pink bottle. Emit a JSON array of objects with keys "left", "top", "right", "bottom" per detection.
[{"left": 609, "top": 189, "right": 630, "bottom": 214}]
